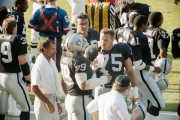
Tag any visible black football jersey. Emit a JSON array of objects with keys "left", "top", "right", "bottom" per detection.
[
  {"left": 143, "top": 27, "right": 170, "bottom": 61},
  {"left": 127, "top": 30, "right": 151, "bottom": 65},
  {"left": 172, "top": 28, "right": 180, "bottom": 57},
  {"left": 60, "top": 55, "right": 93, "bottom": 96},
  {"left": 0, "top": 25, "right": 2, "bottom": 34},
  {"left": 114, "top": 3, "right": 151, "bottom": 29},
  {"left": 8, "top": 8, "right": 26, "bottom": 37},
  {"left": 85, "top": 43, "right": 131, "bottom": 86},
  {"left": 0, "top": 34, "right": 28, "bottom": 73},
  {"left": 63, "top": 29, "right": 99, "bottom": 46}
]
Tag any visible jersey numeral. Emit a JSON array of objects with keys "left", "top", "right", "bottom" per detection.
[
  {"left": 60, "top": 64, "right": 74, "bottom": 86},
  {"left": 148, "top": 38, "right": 156, "bottom": 59},
  {"left": 131, "top": 37, "right": 139, "bottom": 45},
  {"left": 22, "top": 24, "right": 26, "bottom": 35},
  {"left": 161, "top": 31, "right": 169, "bottom": 39},
  {"left": 21, "top": 37, "right": 27, "bottom": 45},
  {"left": 1, "top": 42, "right": 12, "bottom": 63},
  {"left": 75, "top": 63, "right": 86, "bottom": 71},
  {"left": 103, "top": 54, "right": 122, "bottom": 72}
]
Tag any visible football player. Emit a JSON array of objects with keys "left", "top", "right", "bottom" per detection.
[
  {"left": 85, "top": 28, "right": 139, "bottom": 102},
  {"left": 8, "top": 0, "right": 28, "bottom": 37},
  {"left": 171, "top": 28, "right": 180, "bottom": 120},
  {"left": 63, "top": 13, "right": 99, "bottom": 46},
  {"left": 125, "top": 15, "right": 165, "bottom": 120},
  {"left": 143, "top": 12, "right": 170, "bottom": 63},
  {"left": 0, "top": 7, "right": 8, "bottom": 34},
  {"left": 0, "top": 17, "right": 32, "bottom": 120},
  {"left": 114, "top": 0, "right": 151, "bottom": 29},
  {"left": 60, "top": 33, "right": 112, "bottom": 120}
]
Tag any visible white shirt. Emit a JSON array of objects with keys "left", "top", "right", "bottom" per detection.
[{"left": 87, "top": 90, "right": 131, "bottom": 120}]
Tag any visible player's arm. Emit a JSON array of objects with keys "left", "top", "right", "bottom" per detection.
[
  {"left": 28, "top": 10, "right": 40, "bottom": 29},
  {"left": 61, "top": 75, "right": 68, "bottom": 95},
  {"left": 61, "top": 10, "right": 70, "bottom": 35}
]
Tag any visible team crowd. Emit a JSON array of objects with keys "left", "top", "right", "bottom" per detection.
[{"left": 0, "top": 0, "right": 179, "bottom": 120}]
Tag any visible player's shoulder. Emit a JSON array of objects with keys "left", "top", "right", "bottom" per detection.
[
  {"left": 0, "top": 34, "right": 16, "bottom": 41},
  {"left": 72, "top": 55, "right": 90, "bottom": 64},
  {"left": 136, "top": 3, "right": 150, "bottom": 8},
  {"left": 89, "top": 29, "right": 99, "bottom": 35},
  {"left": 116, "top": 42, "right": 130, "bottom": 50},
  {"left": 15, "top": 34, "right": 28, "bottom": 45},
  {"left": 58, "top": 7, "right": 67, "bottom": 15},
  {"left": 172, "top": 28, "right": 180, "bottom": 34}
]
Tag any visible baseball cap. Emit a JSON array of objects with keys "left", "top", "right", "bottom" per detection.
[
  {"left": 114, "top": 75, "right": 130, "bottom": 87},
  {"left": 0, "top": 7, "right": 8, "bottom": 20}
]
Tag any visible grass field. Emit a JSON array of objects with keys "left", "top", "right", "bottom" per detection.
[{"left": 25, "top": 0, "right": 180, "bottom": 111}]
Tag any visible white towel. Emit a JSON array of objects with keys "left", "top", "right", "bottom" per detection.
[{"left": 34, "top": 53, "right": 65, "bottom": 95}]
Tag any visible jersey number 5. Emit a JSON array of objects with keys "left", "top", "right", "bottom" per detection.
[{"left": 1, "top": 42, "right": 12, "bottom": 63}]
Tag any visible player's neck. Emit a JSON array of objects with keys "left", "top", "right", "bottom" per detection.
[
  {"left": 42, "top": 53, "right": 51, "bottom": 62},
  {"left": 133, "top": 27, "right": 143, "bottom": 33},
  {"left": 77, "top": 31, "right": 88, "bottom": 38},
  {"left": 14, "top": 7, "right": 22, "bottom": 13},
  {"left": 47, "top": 1, "right": 56, "bottom": 6}
]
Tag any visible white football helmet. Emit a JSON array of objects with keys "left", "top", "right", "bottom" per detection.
[
  {"left": 65, "top": 33, "right": 88, "bottom": 52},
  {"left": 156, "top": 74, "right": 169, "bottom": 91},
  {"left": 123, "top": 0, "right": 135, "bottom": 4},
  {"left": 155, "top": 58, "right": 172, "bottom": 75},
  {"left": 132, "top": 101, "right": 147, "bottom": 120}
]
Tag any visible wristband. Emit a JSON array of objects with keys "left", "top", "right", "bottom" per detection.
[
  {"left": 22, "top": 77, "right": 31, "bottom": 84},
  {"left": 131, "top": 87, "right": 139, "bottom": 99},
  {"left": 21, "top": 62, "right": 30, "bottom": 76},
  {"left": 149, "top": 66, "right": 155, "bottom": 71}
]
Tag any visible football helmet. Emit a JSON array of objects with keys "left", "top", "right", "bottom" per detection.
[
  {"left": 156, "top": 74, "right": 169, "bottom": 91},
  {"left": 65, "top": 33, "right": 88, "bottom": 52},
  {"left": 132, "top": 101, "right": 147, "bottom": 120},
  {"left": 123, "top": 0, "right": 135, "bottom": 4},
  {"left": 155, "top": 57, "right": 172, "bottom": 75}
]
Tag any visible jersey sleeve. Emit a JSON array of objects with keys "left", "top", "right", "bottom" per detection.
[
  {"left": 28, "top": 9, "right": 40, "bottom": 28},
  {"left": 16, "top": 36, "right": 28, "bottom": 57},
  {"left": 60, "top": 9, "right": 70, "bottom": 34},
  {"left": 157, "top": 30, "right": 170, "bottom": 50}
]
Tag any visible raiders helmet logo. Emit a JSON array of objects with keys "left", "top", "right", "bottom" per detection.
[{"left": 76, "top": 39, "right": 82, "bottom": 46}]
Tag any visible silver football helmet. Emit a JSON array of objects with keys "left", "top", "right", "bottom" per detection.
[
  {"left": 132, "top": 101, "right": 147, "bottom": 120},
  {"left": 155, "top": 57, "right": 172, "bottom": 75},
  {"left": 156, "top": 74, "right": 169, "bottom": 91},
  {"left": 123, "top": 0, "right": 135, "bottom": 4},
  {"left": 65, "top": 33, "right": 88, "bottom": 52}
]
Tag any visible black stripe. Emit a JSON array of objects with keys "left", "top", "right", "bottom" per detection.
[
  {"left": 99, "top": 4, "right": 102, "bottom": 32},
  {"left": 163, "top": 60, "right": 167, "bottom": 74},
  {"left": 108, "top": 3, "right": 110, "bottom": 28},
  {"left": 164, "top": 78, "right": 168, "bottom": 87},
  {"left": 16, "top": 73, "right": 30, "bottom": 111},
  {"left": 31, "top": 46, "right": 38, "bottom": 48},
  {"left": 82, "top": 95, "right": 86, "bottom": 120},
  {"left": 31, "top": 42, "right": 38, "bottom": 45},
  {"left": 91, "top": 5, "right": 95, "bottom": 29},
  {"left": 140, "top": 70, "right": 161, "bottom": 109},
  {"left": 138, "top": 105, "right": 145, "bottom": 119}
]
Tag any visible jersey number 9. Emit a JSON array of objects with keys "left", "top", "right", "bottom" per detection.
[{"left": 1, "top": 42, "right": 12, "bottom": 63}]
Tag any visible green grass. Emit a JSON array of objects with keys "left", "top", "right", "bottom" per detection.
[{"left": 25, "top": 0, "right": 180, "bottom": 111}]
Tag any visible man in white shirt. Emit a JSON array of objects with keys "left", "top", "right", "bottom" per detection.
[
  {"left": 31, "top": 40, "right": 64, "bottom": 120},
  {"left": 86, "top": 75, "right": 141, "bottom": 120}
]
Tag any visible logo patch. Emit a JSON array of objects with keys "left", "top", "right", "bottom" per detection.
[{"left": 76, "top": 39, "right": 82, "bottom": 46}]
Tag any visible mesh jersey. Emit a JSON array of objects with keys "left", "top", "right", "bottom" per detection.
[
  {"left": 85, "top": 2, "right": 115, "bottom": 32},
  {"left": 172, "top": 28, "right": 180, "bottom": 57},
  {"left": 114, "top": 3, "right": 151, "bottom": 29},
  {"left": 60, "top": 55, "right": 93, "bottom": 96},
  {"left": 8, "top": 8, "right": 26, "bottom": 37},
  {"left": 28, "top": 6, "right": 69, "bottom": 37},
  {"left": 127, "top": 30, "right": 151, "bottom": 65},
  {"left": 85, "top": 43, "right": 131, "bottom": 85},
  {"left": 0, "top": 34, "right": 28, "bottom": 73},
  {"left": 63, "top": 29, "right": 99, "bottom": 47},
  {"left": 143, "top": 27, "right": 170, "bottom": 61}
]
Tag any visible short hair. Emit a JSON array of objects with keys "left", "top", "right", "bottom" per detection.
[
  {"left": 100, "top": 28, "right": 114, "bottom": 38},
  {"left": 38, "top": 40, "right": 55, "bottom": 53},
  {"left": 112, "top": 81, "right": 128, "bottom": 93},
  {"left": 129, "top": 13, "right": 141, "bottom": 26},
  {"left": 148, "top": 12, "right": 163, "bottom": 26},
  {"left": 75, "top": 13, "right": 90, "bottom": 23},
  {"left": 14, "top": 0, "right": 26, "bottom": 7},
  {"left": 133, "top": 15, "right": 147, "bottom": 28},
  {"left": 2, "top": 17, "right": 17, "bottom": 34}
]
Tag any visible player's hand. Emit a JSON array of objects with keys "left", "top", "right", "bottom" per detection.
[
  {"left": 92, "top": 59, "right": 99, "bottom": 72},
  {"left": 132, "top": 108, "right": 141, "bottom": 117},
  {"left": 133, "top": 98, "right": 139, "bottom": 103},
  {"left": 57, "top": 103, "right": 62, "bottom": 115},
  {"left": 153, "top": 67, "right": 162, "bottom": 74},
  {"left": 26, "top": 83, "right": 31, "bottom": 92},
  {"left": 46, "top": 102, "right": 55, "bottom": 114},
  {"left": 106, "top": 74, "right": 112, "bottom": 83}
]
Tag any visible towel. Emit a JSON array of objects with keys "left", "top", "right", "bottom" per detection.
[{"left": 34, "top": 53, "right": 65, "bottom": 95}]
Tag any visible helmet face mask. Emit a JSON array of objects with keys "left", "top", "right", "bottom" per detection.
[{"left": 65, "top": 33, "right": 88, "bottom": 52}]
